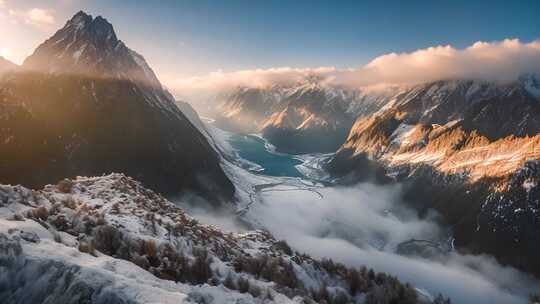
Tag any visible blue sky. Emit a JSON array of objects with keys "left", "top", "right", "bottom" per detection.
[{"left": 1, "top": 0, "right": 539, "bottom": 80}]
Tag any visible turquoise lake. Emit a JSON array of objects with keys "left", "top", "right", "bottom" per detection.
[{"left": 227, "top": 134, "right": 304, "bottom": 177}]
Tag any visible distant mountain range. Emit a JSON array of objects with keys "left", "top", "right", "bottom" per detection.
[
  {"left": 0, "top": 11, "right": 234, "bottom": 203},
  {"left": 214, "top": 78, "right": 396, "bottom": 153},
  {"left": 212, "top": 74, "right": 540, "bottom": 275}
]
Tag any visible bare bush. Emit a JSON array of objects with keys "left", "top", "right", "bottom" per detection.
[
  {"left": 78, "top": 242, "right": 95, "bottom": 255},
  {"left": 142, "top": 239, "right": 157, "bottom": 257},
  {"left": 274, "top": 239, "right": 293, "bottom": 255},
  {"left": 62, "top": 196, "right": 78, "bottom": 209},
  {"left": 53, "top": 232, "right": 62, "bottom": 243},
  {"left": 132, "top": 254, "right": 150, "bottom": 270},
  {"left": 57, "top": 179, "right": 73, "bottom": 193},
  {"left": 32, "top": 206, "right": 49, "bottom": 221},
  {"left": 237, "top": 277, "right": 250, "bottom": 293},
  {"left": 190, "top": 248, "right": 213, "bottom": 284},
  {"left": 223, "top": 273, "right": 236, "bottom": 290},
  {"left": 93, "top": 225, "right": 122, "bottom": 255}
]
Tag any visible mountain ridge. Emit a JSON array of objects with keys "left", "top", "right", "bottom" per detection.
[
  {"left": 214, "top": 80, "right": 380, "bottom": 153},
  {"left": 0, "top": 173, "right": 426, "bottom": 304},
  {"left": 328, "top": 77, "right": 540, "bottom": 275},
  {"left": 0, "top": 11, "right": 234, "bottom": 202},
  {"left": 23, "top": 11, "right": 161, "bottom": 88}
]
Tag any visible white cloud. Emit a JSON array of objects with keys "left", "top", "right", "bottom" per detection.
[
  {"left": 25, "top": 8, "right": 55, "bottom": 26},
  {"left": 169, "top": 66, "right": 337, "bottom": 94},
  {"left": 5, "top": 7, "right": 56, "bottom": 28},
  {"left": 248, "top": 182, "right": 540, "bottom": 304},
  {"left": 340, "top": 38, "right": 540, "bottom": 88},
  {"left": 166, "top": 39, "right": 540, "bottom": 97}
]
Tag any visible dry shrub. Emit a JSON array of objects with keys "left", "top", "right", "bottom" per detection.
[
  {"left": 249, "top": 284, "right": 262, "bottom": 298},
  {"left": 95, "top": 214, "right": 107, "bottom": 226},
  {"left": 142, "top": 239, "right": 157, "bottom": 257},
  {"left": 274, "top": 239, "right": 293, "bottom": 255},
  {"left": 237, "top": 277, "right": 250, "bottom": 293},
  {"left": 93, "top": 225, "right": 122, "bottom": 255},
  {"left": 78, "top": 242, "right": 95, "bottom": 255},
  {"left": 111, "top": 203, "right": 121, "bottom": 214},
  {"left": 75, "top": 203, "right": 89, "bottom": 215},
  {"left": 51, "top": 215, "right": 70, "bottom": 231},
  {"left": 24, "top": 210, "right": 34, "bottom": 219},
  {"left": 223, "top": 273, "right": 236, "bottom": 290},
  {"left": 11, "top": 213, "right": 25, "bottom": 221},
  {"left": 132, "top": 254, "right": 150, "bottom": 269},
  {"left": 32, "top": 206, "right": 49, "bottom": 221},
  {"left": 174, "top": 223, "right": 185, "bottom": 236},
  {"left": 53, "top": 232, "right": 63, "bottom": 243},
  {"left": 62, "top": 196, "right": 78, "bottom": 209},
  {"left": 160, "top": 243, "right": 176, "bottom": 260},
  {"left": 57, "top": 179, "right": 73, "bottom": 193}
]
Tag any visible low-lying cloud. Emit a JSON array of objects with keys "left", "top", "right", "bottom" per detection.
[
  {"left": 248, "top": 183, "right": 540, "bottom": 304},
  {"left": 166, "top": 38, "right": 540, "bottom": 98},
  {"left": 181, "top": 124, "right": 540, "bottom": 303},
  {"left": 172, "top": 193, "right": 251, "bottom": 234},
  {"left": 169, "top": 66, "right": 337, "bottom": 96}
]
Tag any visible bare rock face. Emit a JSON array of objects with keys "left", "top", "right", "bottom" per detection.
[
  {"left": 23, "top": 11, "right": 160, "bottom": 88},
  {"left": 0, "top": 11, "right": 234, "bottom": 203},
  {"left": 329, "top": 78, "right": 540, "bottom": 275}
]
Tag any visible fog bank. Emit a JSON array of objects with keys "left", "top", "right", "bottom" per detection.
[{"left": 166, "top": 38, "right": 540, "bottom": 100}]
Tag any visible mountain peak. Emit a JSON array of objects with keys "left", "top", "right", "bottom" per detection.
[
  {"left": 70, "top": 10, "right": 92, "bottom": 24},
  {"left": 22, "top": 11, "right": 160, "bottom": 88},
  {"left": 73, "top": 10, "right": 90, "bottom": 18}
]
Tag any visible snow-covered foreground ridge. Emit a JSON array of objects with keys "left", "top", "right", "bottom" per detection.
[{"left": 0, "top": 174, "right": 434, "bottom": 304}]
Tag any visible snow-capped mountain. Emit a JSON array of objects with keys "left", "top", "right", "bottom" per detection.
[
  {"left": 215, "top": 79, "right": 396, "bottom": 153},
  {"left": 520, "top": 73, "right": 540, "bottom": 99},
  {"left": 23, "top": 11, "right": 160, "bottom": 88},
  {"left": 329, "top": 77, "right": 540, "bottom": 275},
  {"left": 0, "top": 11, "right": 234, "bottom": 202},
  {"left": 0, "top": 174, "right": 426, "bottom": 304}
]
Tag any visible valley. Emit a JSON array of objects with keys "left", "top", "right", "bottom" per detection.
[
  {"left": 191, "top": 121, "right": 540, "bottom": 304},
  {"left": 0, "top": 3, "right": 539, "bottom": 304}
]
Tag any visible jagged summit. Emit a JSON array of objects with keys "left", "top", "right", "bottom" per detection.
[
  {"left": 0, "top": 12, "right": 235, "bottom": 202},
  {"left": 66, "top": 11, "right": 118, "bottom": 44},
  {"left": 70, "top": 10, "right": 95, "bottom": 24},
  {"left": 23, "top": 11, "right": 161, "bottom": 88}
]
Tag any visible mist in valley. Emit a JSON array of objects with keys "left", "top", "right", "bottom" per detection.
[{"left": 176, "top": 165, "right": 540, "bottom": 304}]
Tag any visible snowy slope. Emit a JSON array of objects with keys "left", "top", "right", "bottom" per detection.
[{"left": 0, "top": 174, "right": 425, "bottom": 304}]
